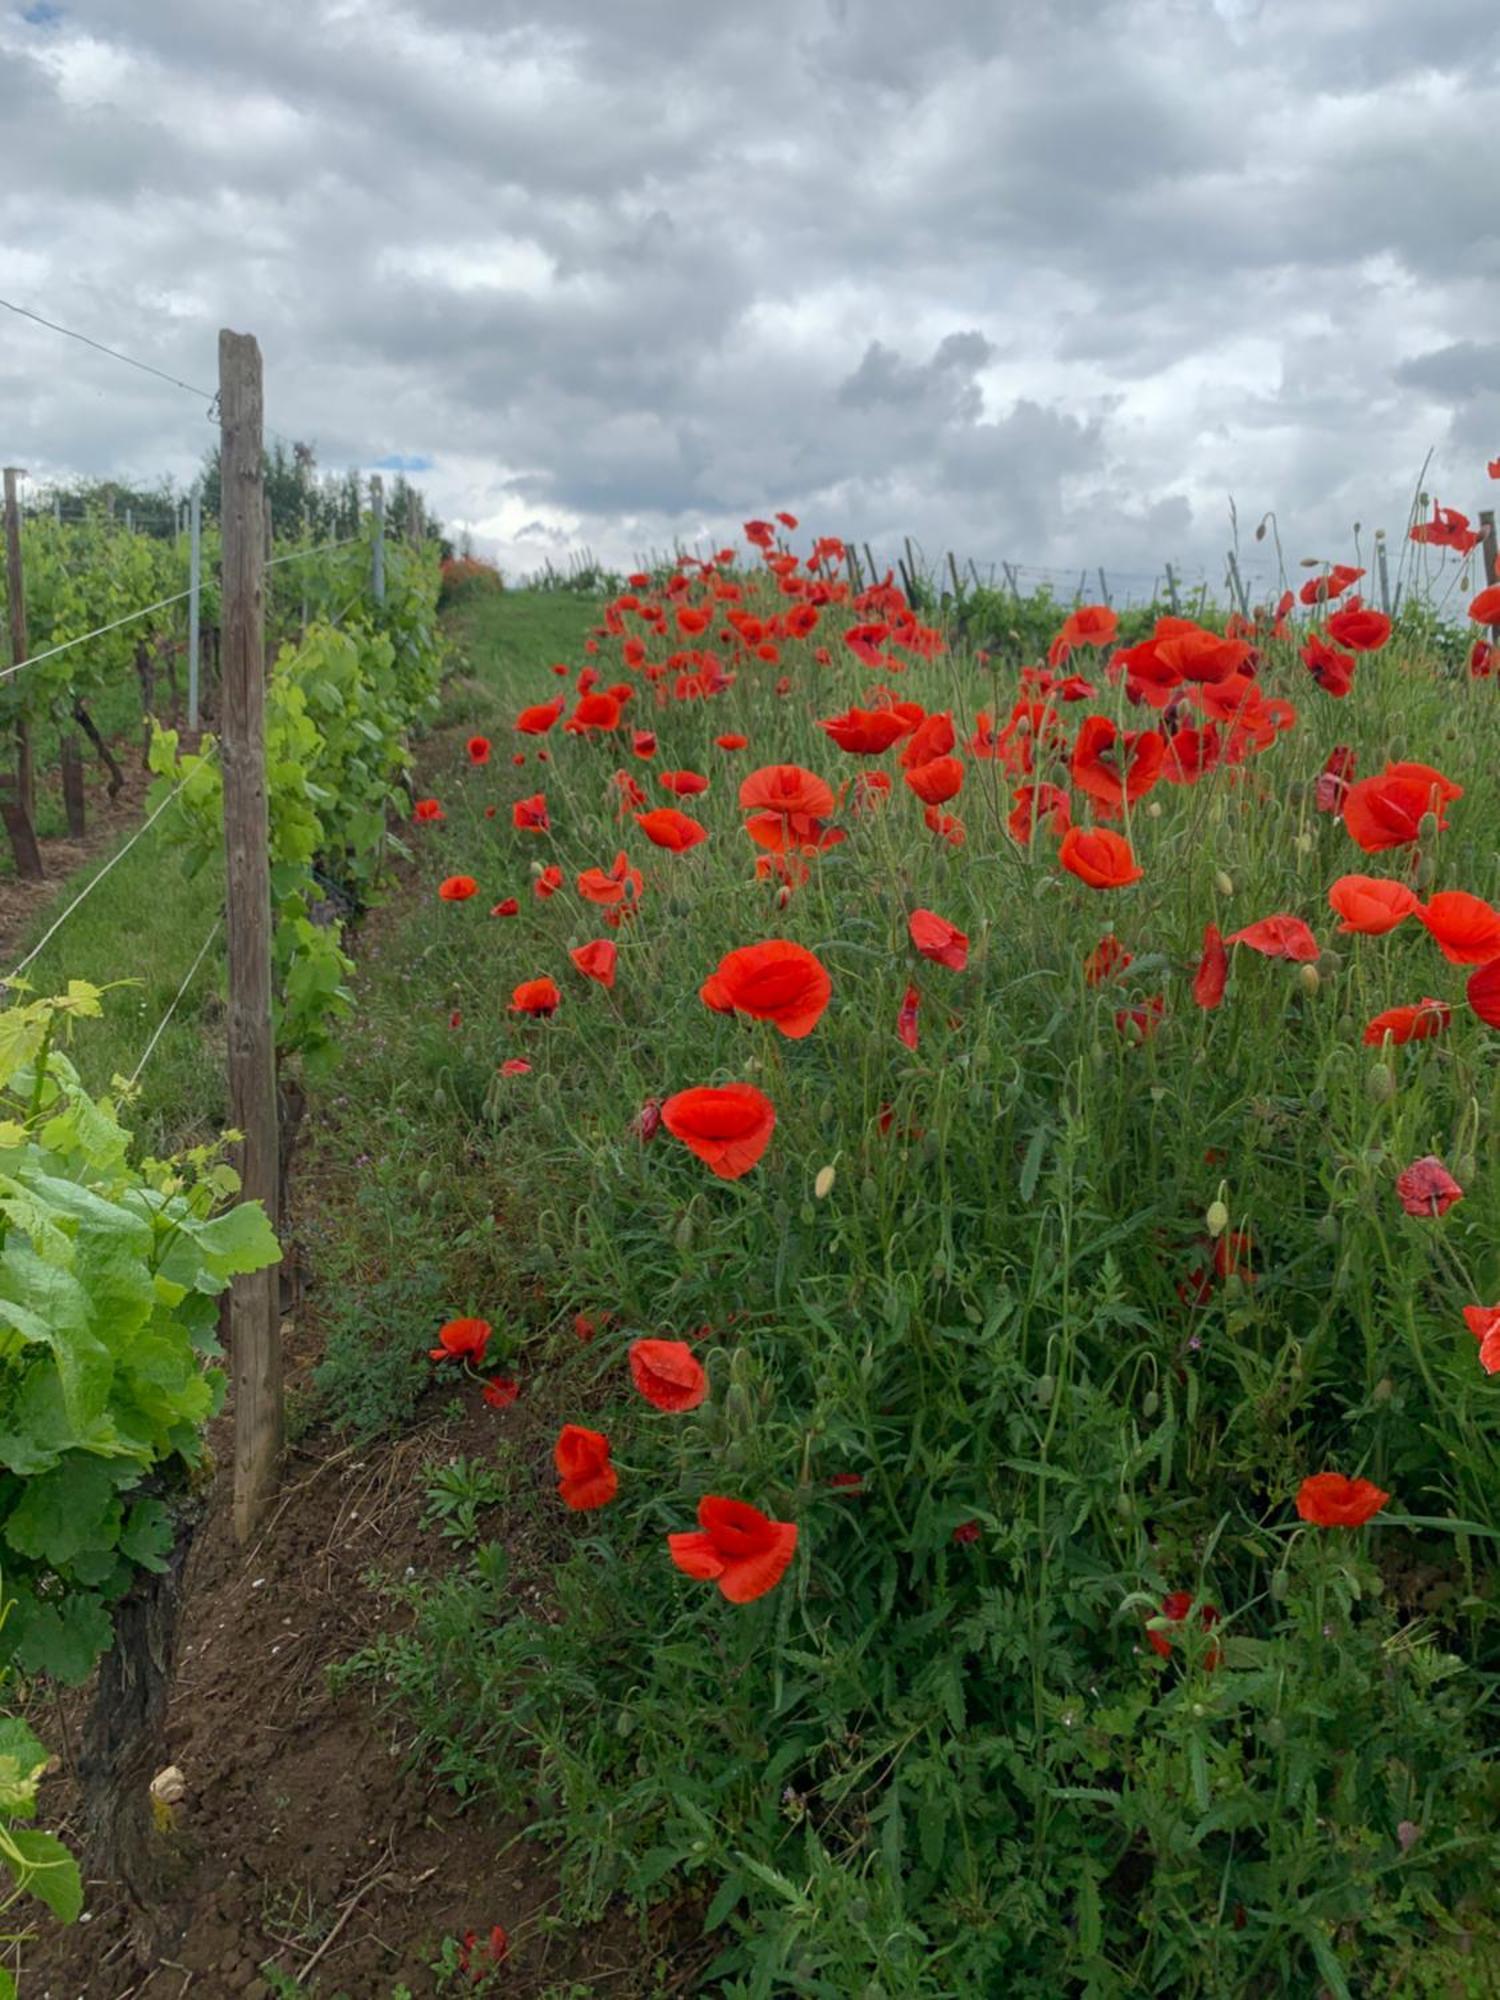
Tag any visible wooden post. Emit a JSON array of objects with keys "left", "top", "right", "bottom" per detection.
[
  {"left": 187, "top": 484, "right": 202, "bottom": 732},
  {"left": 1002, "top": 562, "right": 1019, "bottom": 596},
  {"left": 863, "top": 541, "right": 879, "bottom": 587},
  {"left": 1097, "top": 566, "right": 1110, "bottom": 608},
  {"left": 218, "top": 330, "right": 281, "bottom": 1544},
  {"left": 947, "top": 551, "right": 963, "bottom": 601},
  {"left": 406, "top": 487, "right": 421, "bottom": 545},
  {"left": 370, "top": 475, "right": 385, "bottom": 605},
  {"left": 845, "top": 543, "right": 863, "bottom": 593},
  {"left": 1164, "top": 562, "right": 1181, "bottom": 613},
  {"left": 1375, "top": 532, "right": 1391, "bottom": 617},
  {"left": 1225, "top": 550, "right": 1250, "bottom": 619},
  {"left": 1480, "top": 511, "right": 1499, "bottom": 644},
  {"left": 1, "top": 470, "right": 42, "bottom": 880}
]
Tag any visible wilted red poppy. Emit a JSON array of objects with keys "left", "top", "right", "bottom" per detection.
[
  {"left": 739, "top": 764, "right": 835, "bottom": 820},
  {"left": 667, "top": 1495, "right": 798, "bottom": 1603},
  {"left": 429, "top": 1316, "right": 492, "bottom": 1364},
  {"left": 482, "top": 1376, "right": 520, "bottom": 1409},
  {"left": 1227, "top": 915, "right": 1319, "bottom": 962},
  {"left": 1327, "top": 875, "right": 1420, "bottom": 935},
  {"left": 1084, "top": 934, "right": 1132, "bottom": 985},
  {"left": 896, "top": 983, "right": 920, "bottom": 1050},
  {"left": 467, "top": 735, "right": 492, "bottom": 765},
  {"left": 439, "top": 875, "right": 478, "bottom": 902},
  {"left": 1326, "top": 608, "right": 1391, "bottom": 652},
  {"left": 1465, "top": 956, "right": 1500, "bottom": 1027},
  {"left": 903, "top": 756, "right": 965, "bottom": 806},
  {"left": 512, "top": 976, "right": 561, "bottom": 1016},
  {"left": 658, "top": 769, "right": 709, "bottom": 796},
  {"left": 700, "top": 940, "right": 831, "bottom": 1038},
  {"left": 1295, "top": 1472, "right": 1389, "bottom": 1527},
  {"left": 413, "top": 797, "right": 444, "bottom": 823},
  {"left": 1343, "top": 763, "right": 1459, "bottom": 853},
  {"left": 909, "top": 909, "right": 969, "bottom": 970},
  {"left": 1462, "top": 1303, "right": 1500, "bottom": 1374},
  {"left": 1059, "top": 826, "right": 1143, "bottom": 890},
  {"left": 1395, "top": 1155, "right": 1463, "bottom": 1217},
  {"left": 1146, "top": 1591, "right": 1221, "bottom": 1666},
  {"left": 1468, "top": 585, "right": 1500, "bottom": 625},
  {"left": 555, "top": 1425, "right": 618, "bottom": 1510},
  {"left": 1071, "top": 715, "right": 1165, "bottom": 812},
  {"left": 1415, "top": 890, "right": 1500, "bottom": 964},
  {"left": 1193, "top": 923, "right": 1228, "bottom": 1009},
  {"left": 1115, "top": 996, "right": 1165, "bottom": 1042},
  {"left": 629, "top": 1338, "right": 708, "bottom": 1412},
  {"left": 1363, "top": 999, "right": 1450, "bottom": 1045},
  {"left": 515, "top": 698, "right": 565, "bottom": 734},
  {"left": 513, "top": 793, "right": 549, "bottom": 832},
  {"left": 1315, "top": 745, "right": 1356, "bottom": 814},
  {"left": 661, "top": 1083, "right": 775, "bottom": 1179},
  {"left": 635, "top": 807, "right": 708, "bottom": 852},
  {"left": 819, "top": 706, "right": 910, "bottom": 755},
  {"left": 570, "top": 940, "right": 617, "bottom": 989}
]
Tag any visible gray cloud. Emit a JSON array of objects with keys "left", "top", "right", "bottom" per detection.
[{"left": 1, "top": 0, "right": 1497, "bottom": 598}]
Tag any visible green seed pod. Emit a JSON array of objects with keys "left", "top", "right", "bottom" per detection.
[
  {"left": 1318, "top": 947, "right": 1343, "bottom": 975},
  {"left": 1366, "top": 1061, "right": 1396, "bottom": 1103},
  {"left": 1146, "top": 799, "right": 1163, "bottom": 819},
  {"left": 861, "top": 1175, "right": 878, "bottom": 1206},
  {"left": 1035, "top": 1374, "right": 1056, "bottom": 1407},
  {"left": 1142, "top": 1388, "right": 1160, "bottom": 1419},
  {"left": 1414, "top": 850, "right": 1437, "bottom": 891},
  {"left": 798, "top": 1200, "right": 815, "bottom": 1226},
  {"left": 1206, "top": 1199, "right": 1229, "bottom": 1236},
  {"left": 1269, "top": 1570, "right": 1290, "bottom": 1604},
  {"left": 615, "top": 1705, "right": 636, "bottom": 1738},
  {"left": 1299, "top": 963, "right": 1320, "bottom": 997},
  {"left": 1286, "top": 778, "right": 1306, "bottom": 805},
  {"left": 673, "top": 1211, "right": 694, "bottom": 1251},
  {"left": 1373, "top": 1376, "right": 1394, "bottom": 1404},
  {"left": 1115, "top": 1490, "right": 1134, "bottom": 1520},
  {"left": 1316, "top": 1211, "right": 1339, "bottom": 1243},
  {"left": 1417, "top": 810, "right": 1440, "bottom": 843},
  {"left": 1213, "top": 870, "right": 1234, "bottom": 897},
  {"left": 1454, "top": 1154, "right": 1476, "bottom": 1185},
  {"left": 1388, "top": 735, "right": 1407, "bottom": 763},
  {"left": 416, "top": 1167, "right": 433, "bottom": 1196}
]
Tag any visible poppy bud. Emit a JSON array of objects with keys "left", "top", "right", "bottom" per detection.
[
  {"left": 814, "top": 1164, "right": 836, "bottom": 1199},
  {"left": 1317, "top": 1212, "right": 1339, "bottom": 1243},
  {"left": 1318, "top": 947, "right": 1342, "bottom": 975},
  {"left": 1388, "top": 736, "right": 1406, "bottom": 761},
  {"left": 417, "top": 1168, "right": 432, "bottom": 1195},
  {"left": 1373, "top": 1376, "right": 1394, "bottom": 1403},
  {"left": 1417, "top": 810, "right": 1440, "bottom": 843},
  {"left": 860, "top": 1174, "right": 878, "bottom": 1205},
  {"left": 1035, "top": 1374, "right": 1055, "bottom": 1407},
  {"left": 1142, "top": 1388, "right": 1159, "bottom": 1419},
  {"left": 1366, "top": 1062, "right": 1395, "bottom": 1104},
  {"left": 673, "top": 1212, "right": 694, "bottom": 1251},
  {"left": 1414, "top": 851, "right": 1437, "bottom": 890},
  {"left": 1294, "top": 832, "right": 1313, "bottom": 856},
  {"left": 1298, "top": 964, "right": 1320, "bottom": 996},
  {"left": 1115, "top": 1491, "right": 1134, "bottom": 1520},
  {"left": 1269, "top": 1570, "right": 1290, "bottom": 1603},
  {"left": 1455, "top": 1154, "right": 1476, "bottom": 1185},
  {"left": 1285, "top": 779, "right": 1305, "bottom": 805},
  {"left": 1146, "top": 800, "right": 1162, "bottom": 818},
  {"left": 799, "top": 1200, "right": 815, "bottom": 1225},
  {"left": 1206, "top": 1199, "right": 1229, "bottom": 1236},
  {"left": 1213, "top": 870, "right": 1234, "bottom": 897}
]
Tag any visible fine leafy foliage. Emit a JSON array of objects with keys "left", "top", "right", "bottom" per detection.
[{"left": 0, "top": 983, "right": 279, "bottom": 1685}]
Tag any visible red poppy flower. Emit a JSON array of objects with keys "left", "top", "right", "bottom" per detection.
[
  {"left": 577, "top": 852, "right": 642, "bottom": 906},
  {"left": 1084, "top": 933, "right": 1132, "bottom": 985},
  {"left": 1049, "top": 603, "right": 1118, "bottom": 663},
  {"left": 1327, "top": 875, "right": 1420, "bottom": 935},
  {"left": 632, "top": 730, "right": 658, "bottom": 759},
  {"left": 515, "top": 698, "right": 565, "bottom": 734},
  {"left": 1465, "top": 957, "right": 1500, "bottom": 1027},
  {"left": 570, "top": 692, "right": 622, "bottom": 732},
  {"left": 904, "top": 756, "right": 964, "bottom": 806},
  {"left": 482, "top": 1376, "right": 520, "bottom": 1409},
  {"left": 439, "top": 875, "right": 478, "bottom": 902},
  {"left": 658, "top": 770, "right": 709, "bottom": 796},
  {"left": 1416, "top": 890, "right": 1500, "bottom": 964},
  {"left": 1115, "top": 996, "right": 1165, "bottom": 1042},
  {"left": 897, "top": 983, "right": 920, "bottom": 1050},
  {"left": 898, "top": 711, "right": 955, "bottom": 769},
  {"left": 1468, "top": 585, "right": 1500, "bottom": 625},
  {"left": 739, "top": 764, "right": 836, "bottom": 820},
  {"left": 1342, "top": 763, "right": 1459, "bottom": 853},
  {"left": 1193, "top": 923, "right": 1228, "bottom": 1009},
  {"left": 1462, "top": 1304, "right": 1500, "bottom": 1374},
  {"left": 1226, "top": 915, "right": 1319, "bottom": 962},
  {"left": 1410, "top": 504, "right": 1479, "bottom": 554},
  {"left": 1295, "top": 1472, "right": 1389, "bottom": 1528},
  {"left": 629, "top": 1338, "right": 708, "bottom": 1412},
  {"left": 491, "top": 897, "right": 519, "bottom": 918},
  {"left": 1326, "top": 608, "right": 1391, "bottom": 652},
  {"left": 430, "top": 1317, "right": 492, "bottom": 1365},
  {"left": 534, "top": 865, "right": 563, "bottom": 899},
  {"left": 1146, "top": 1591, "right": 1221, "bottom": 1666},
  {"left": 909, "top": 909, "right": 969, "bottom": 971},
  {"left": 499, "top": 1057, "right": 531, "bottom": 1075},
  {"left": 951, "top": 1520, "right": 981, "bottom": 1545},
  {"left": 1395, "top": 1156, "right": 1464, "bottom": 1217},
  {"left": 457, "top": 1927, "right": 510, "bottom": 1975},
  {"left": 775, "top": 510, "right": 798, "bottom": 529},
  {"left": 467, "top": 735, "right": 492, "bottom": 765},
  {"left": 1299, "top": 565, "right": 1364, "bottom": 605},
  {"left": 555, "top": 1424, "right": 618, "bottom": 1510},
  {"left": 413, "top": 797, "right": 445, "bottom": 823},
  {"left": 1315, "top": 745, "right": 1357, "bottom": 814},
  {"left": 511, "top": 976, "right": 560, "bottom": 1016},
  {"left": 1070, "top": 715, "right": 1165, "bottom": 811},
  {"left": 513, "top": 793, "right": 549, "bottom": 832},
  {"left": 1364, "top": 999, "right": 1450, "bottom": 1045},
  {"left": 661, "top": 1083, "right": 775, "bottom": 1179},
  {"left": 819, "top": 706, "right": 911, "bottom": 755},
  {"left": 1161, "top": 724, "right": 1220, "bottom": 785},
  {"left": 635, "top": 807, "right": 709, "bottom": 852},
  {"left": 667, "top": 1495, "right": 798, "bottom": 1603},
  {"left": 1059, "top": 826, "right": 1143, "bottom": 890},
  {"left": 923, "top": 806, "right": 965, "bottom": 847},
  {"left": 700, "top": 940, "right": 831, "bottom": 1038},
  {"left": 715, "top": 733, "right": 748, "bottom": 750},
  {"left": 1300, "top": 634, "right": 1357, "bottom": 697},
  {"left": 1152, "top": 623, "right": 1251, "bottom": 684},
  {"left": 675, "top": 605, "right": 711, "bottom": 637},
  {"left": 1009, "top": 783, "right": 1071, "bottom": 843},
  {"left": 570, "top": 940, "right": 617, "bottom": 989}
]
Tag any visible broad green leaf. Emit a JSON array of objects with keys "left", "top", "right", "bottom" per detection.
[{"left": 5, "top": 1827, "right": 83, "bottom": 1923}]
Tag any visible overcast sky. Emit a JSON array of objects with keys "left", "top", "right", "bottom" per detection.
[{"left": 2, "top": 0, "right": 1496, "bottom": 598}]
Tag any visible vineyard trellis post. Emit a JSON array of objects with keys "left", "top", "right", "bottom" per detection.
[
  {"left": 371, "top": 473, "right": 386, "bottom": 605},
  {"left": 187, "top": 481, "right": 202, "bottom": 731},
  {"left": 1375, "top": 531, "right": 1391, "bottom": 617},
  {"left": 1481, "top": 511, "right": 1499, "bottom": 644},
  {"left": 1, "top": 468, "right": 43, "bottom": 880},
  {"left": 219, "top": 328, "right": 283, "bottom": 1544}
]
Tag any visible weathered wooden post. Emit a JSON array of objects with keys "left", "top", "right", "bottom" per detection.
[{"left": 1, "top": 469, "right": 43, "bottom": 878}]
